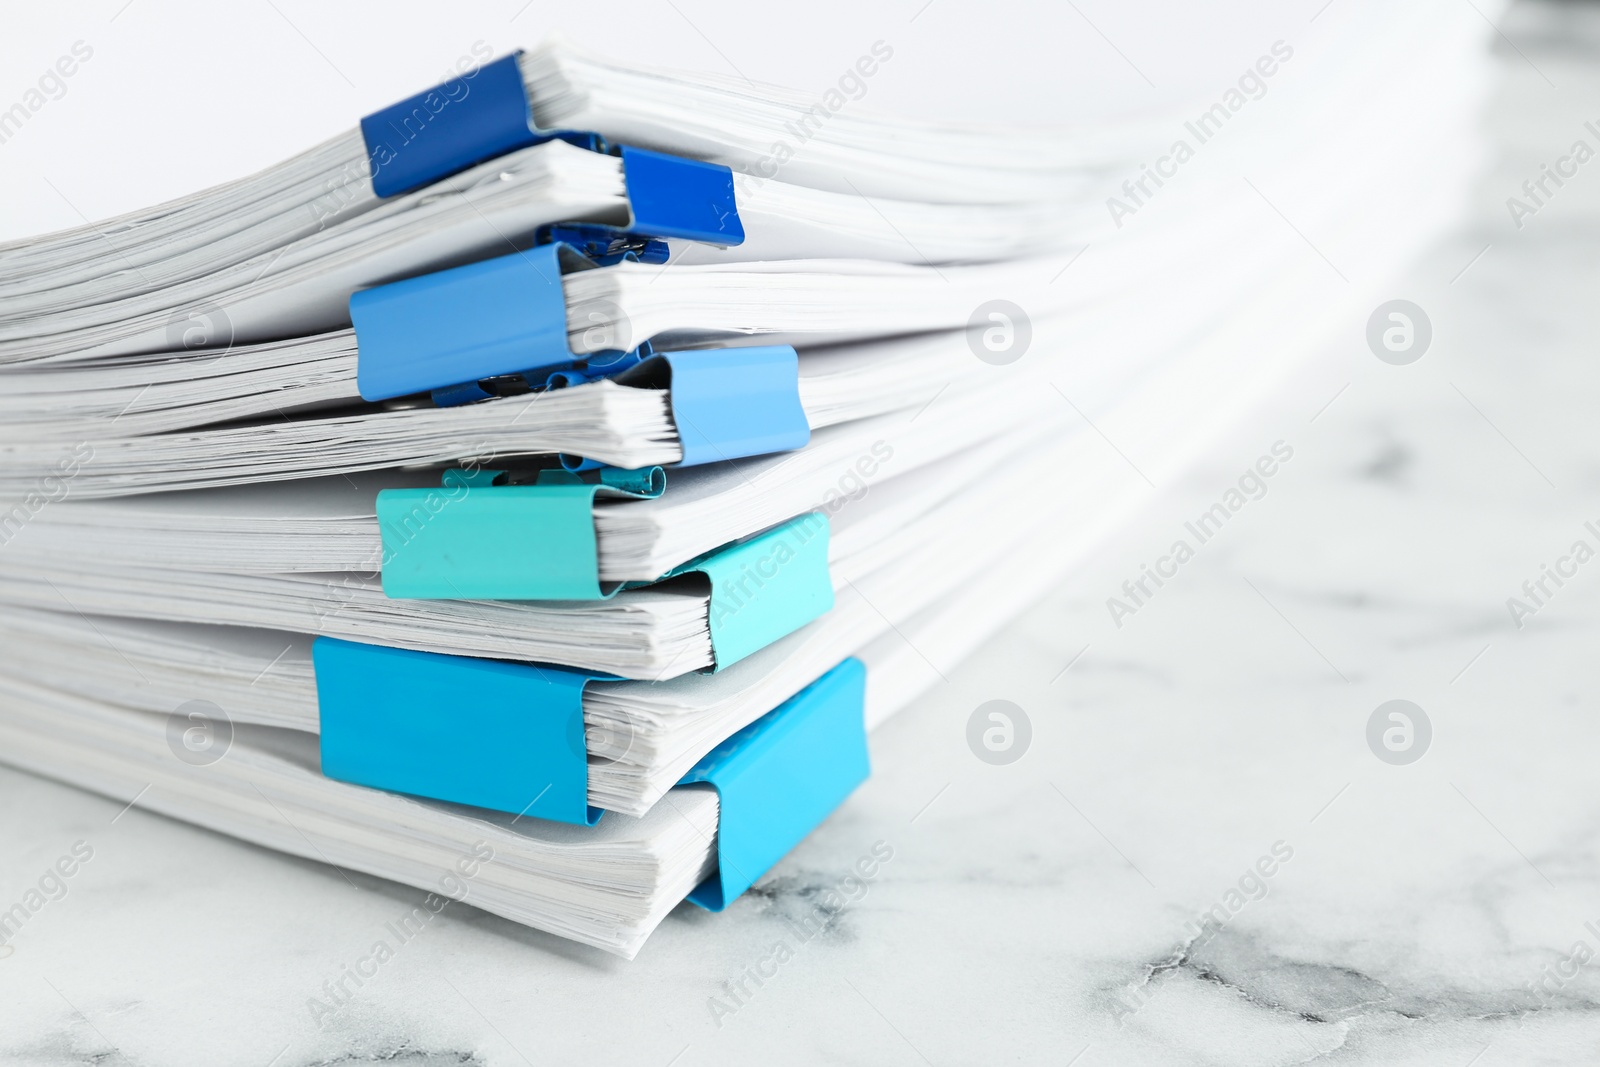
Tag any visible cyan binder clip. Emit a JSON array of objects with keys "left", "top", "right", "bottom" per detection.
[
  {"left": 663, "top": 512, "right": 834, "bottom": 670},
  {"left": 379, "top": 468, "right": 833, "bottom": 669},
  {"left": 682, "top": 657, "right": 870, "bottom": 910},
  {"left": 314, "top": 642, "right": 867, "bottom": 851},
  {"left": 361, "top": 51, "right": 747, "bottom": 254},
  {"left": 313, "top": 636, "right": 607, "bottom": 825}
]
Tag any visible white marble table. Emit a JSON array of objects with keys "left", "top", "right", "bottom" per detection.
[{"left": 7, "top": 3, "right": 1600, "bottom": 1065}]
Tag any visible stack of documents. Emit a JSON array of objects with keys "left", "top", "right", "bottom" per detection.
[{"left": 0, "top": 16, "right": 1496, "bottom": 957}]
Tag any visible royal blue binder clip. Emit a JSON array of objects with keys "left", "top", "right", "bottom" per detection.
[
  {"left": 362, "top": 54, "right": 562, "bottom": 198},
  {"left": 361, "top": 51, "right": 745, "bottom": 253}
]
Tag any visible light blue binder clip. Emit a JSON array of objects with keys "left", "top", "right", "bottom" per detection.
[{"left": 611, "top": 347, "right": 809, "bottom": 468}]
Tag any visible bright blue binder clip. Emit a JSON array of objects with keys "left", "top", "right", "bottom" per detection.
[
  {"left": 314, "top": 637, "right": 608, "bottom": 825},
  {"left": 351, "top": 241, "right": 590, "bottom": 402},
  {"left": 682, "top": 657, "right": 870, "bottom": 910},
  {"left": 314, "top": 639, "right": 869, "bottom": 868}
]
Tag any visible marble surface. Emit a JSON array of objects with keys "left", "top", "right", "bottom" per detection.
[{"left": 7, "top": 3, "right": 1600, "bottom": 1065}]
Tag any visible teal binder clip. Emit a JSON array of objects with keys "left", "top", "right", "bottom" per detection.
[
  {"left": 668, "top": 512, "right": 834, "bottom": 670},
  {"left": 377, "top": 465, "right": 663, "bottom": 601},
  {"left": 379, "top": 466, "right": 833, "bottom": 670},
  {"left": 313, "top": 637, "right": 608, "bottom": 825},
  {"left": 682, "top": 657, "right": 870, "bottom": 911}
]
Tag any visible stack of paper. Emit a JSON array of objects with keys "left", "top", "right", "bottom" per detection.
[{"left": 0, "top": 16, "right": 1497, "bottom": 957}]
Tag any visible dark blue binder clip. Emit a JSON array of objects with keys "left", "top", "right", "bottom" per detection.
[{"left": 361, "top": 52, "right": 595, "bottom": 199}]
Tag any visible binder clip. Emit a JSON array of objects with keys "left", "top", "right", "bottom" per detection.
[
  {"left": 683, "top": 658, "right": 870, "bottom": 910},
  {"left": 377, "top": 465, "right": 833, "bottom": 665},
  {"left": 362, "top": 50, "right": 745, "bottom": 255},
  {"left": 354, "top": 54, "right": 747, "bottom": 404},
  {"left": 315, "top": 637, "right": 869, "bottom": 872}
]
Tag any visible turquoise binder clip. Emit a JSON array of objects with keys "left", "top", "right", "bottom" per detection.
[
  {"left": 377, "top": 465, "right": 663, "bottom": 601},
  {"left": 313, "top": 637, "right": 607, "bottom": 825},
  {"left": 682, "top": 657, "right": 870, "bottom": 910},
  {"left": 379, "top": 466, "right": 832, "bottom": 669},
  {"left": 669, "top": 512, "right": 834, "bottom": 670}
]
